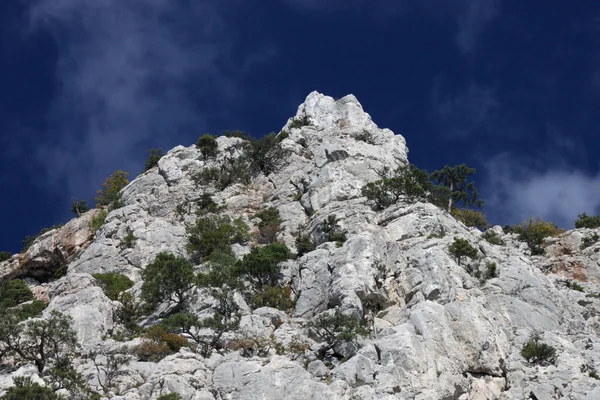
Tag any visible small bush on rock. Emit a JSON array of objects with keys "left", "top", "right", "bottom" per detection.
[
  {"left": 246, "top": 132, "right": 291, "bottom": 176},
  {"left": 0, "top": 278, "right": 33, "bottom": 308},
  {"left": 187, "top": 215, "right": 250, "bottom": 262},
  {"left": 156, "top": 394, "right": 183, "bottom": 400},
  {"left": 144, "top": 148, "right": 164, "bottom": 171},
  {"left": 512, "top": 217, "right": 563, "bottom": 255},
  {"left": 235, "top": 243, "right": 291, "bottom": 291},
  {"left": 521, "top": 336, "right": 557, "bottom": 365},
  {"left": 135, "top": 326, "right": 188, "bottom": 362},
  {"left": 95, "top": 170, "right": 129, "bottom": 209},
  {"left": 451, "top": 208, "right": 489, "bottom": 230},
  {"left": 568, "top": 281, "right": 585, "bottom": 292},
  {"left": 295, "top": 233, "right": 317, "bottom": 257},
  {"left": 89, "top": 210, "right": 108, "bottom": 235},
  {"left": 193, "top": 156, "right": 252, "bottom": 190},
  {"left": 251, "top": 285, "right": 295, "bottom": 312},
  {"left": 196, "top": 134, "right": 219, "bottom": 159},
  {"left": 114, "top": 292, "right": 143, "bottom": 337},
  {"left": 141, "top": 253, "right": 195, "bottom": 312},
  {"left": 362, "top": 164, "right": 431, "bottom": 210},
  {"left": 322, "top": 215, "right": 347, "bottom": 246},
  {"left": 254, "top": 207, "right": 283, "bottom": 244},
  {"left": 197, "top": 193, "right": 220, "bottom": 215},
  {"left": 0, "top": 376, "right": 60, "bottom": 400},
  {"left": 308, "top": 309, "right": 369, "bottom": 358},
  {"left": 0, "top": 251, "right": 11, "bottom": 262},
  {"left": 482, "top": 230, "right": 505, "bottom": 246},
  {"left": 288, "top": 115, "right": 311, "bottom": 129},
  {"left": 93, "top": 272, "right": 134, "bottom": 301},
  {"left": 575, "top": 213, "right": 600, "bottom": 229},
  {"left": 581, "top": 232, "right": 600, "bottom": 249},
  {"left": 448, "top": 238, "right": 478, "bottom": 266},
  {"left": 71, "top": 199, "right": 90, "bottom": 217},
  {"left": 14, "top": 300, "right": 47, "bottom": 321},
  {"left": 120, "top": 231, "right": 136, "bottom": 249}
]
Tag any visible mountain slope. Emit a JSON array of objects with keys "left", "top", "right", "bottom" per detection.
[{"left": 1, "top": 92, "right": 600, "bottom": 399}]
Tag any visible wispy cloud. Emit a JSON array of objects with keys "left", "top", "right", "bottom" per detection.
[
  {"left": 454, "top": 0, "right": 500, "bottom": 54},
  {"left": 280, "top": 0, "right": 501, "bottom": 53},
  {"left": 23, "top": 0, "right": 265, "bottom": 203},
  {"left": 431, "top": 79, "right": 501, "bottom": 138},
  {"left": 483, "top": 153, "right": 600, "bottom": 228}
]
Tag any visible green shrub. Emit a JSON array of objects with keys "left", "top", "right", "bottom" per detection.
[
  {"left": 114, "top": 292, "right": 143, "bottom": 336},
  {"left": 322, "top": 215, "right": 347, "bottom": 246},
  {"left": 308, "top": 309, "right": 369, "bottom": 357},
  {"left": 135, "top": 326, "right": 188, "bottom": 362},
  {"left": 485, "top": 262, "right": 498, "bottom": 279},
  {"left": 95, "top": 170, "right": 129, "bottom": 208},
  {"left": 0, "top": 279, "right": 33, "bottom": 308},
  {"left": 235, "top": 243, "right": 291, "bottom": 291},
  {"left": 156, "top": 394, "right": 183, "bottom": 400},
  {"left": 71, "top": 199, "right": 90, "bottom": 217},
  {"left": 144, "top": 148, "right": 164, "bottom": 171},
  {"left": 521, "top": 336, "right": 557, "bottom": 365},
  {"left": 448, "top": 238, "right": 478, "bottom": 266},
  {"left": 512, "top": 217, "right": 563, "bottom": 255},
  {"left": 355, "top": 131, "right": 375, "bottom": 145},
  {"left": 569, "top": 281, "right": 585, "bottom": 292},
  {"left": 295, "top": 234, "right": 317, "bottom": 257},
  {"left": 93, "top": 272, "right": 135, "bottom": 301},
  {"left": 141, "top": 253, "right": 195, "bottom": 312},
  {"left": 575, "top": 213, "right": 600, "bottom": 229},
  {"left": 277, "top": 130, "right": 289, "bottom": 141},
  {"left": 53, "top": 264, "right": 68, "bottom": 280},
  {"left": 288, "top": 116, "right": 311, "bottom": 129},
  {"left": 22, "top": 224, "right": 63, "bottom": 252},
  {"left": 0, "top": 251, "right": 11, "bottom": 262},
  {"left": 187, "top": 215, "right": 250, "bottom": 262},
  {"left": 581, "top": 232, "right": 600, "bottom": 249},
  {"left": 451, "top": 208, "right": 489, "bottom": 230},
  {"left": 120, "top": 232, "right": 136, "bottom": 249},
  {"left": 251, "top": 285, "right": 295, "bottom": 312},
  {"left": 196, "top": 134, "right": 219, "bottom": 159},
  {"left": 224, "top": 130, "right": 252, "bottom": 140},
  {"left": 482, "top": 230, "right": 505, "bottom": 245},
  {"left": 175, "top": 201, "right": 190, "bottom": 217},
  {"left": 89, "top": 209, "right": 109, "bottom": 235},
  {"left": 197, "top": 193, "right": 220, "bottom": 214},
  {"left": 254, "top": 207, "right": 283, "bottom": 244},
  {"left": 14, "top": 300, "right": 47, "bottom": 321},
  {"left": 246, "top": 133, "right": 291, "bottom": 176},
  {"left": 362, "top": 164, "right": 432, "bottom": 210},
  {"left": 0, "top": 376, "right": 60, "bottom": 400},
  {"left": 589, "top": 370, "right": 600, "bottom": 380},
  {"left": 193, "top": 156, "right": 252, "bottom": 190}
]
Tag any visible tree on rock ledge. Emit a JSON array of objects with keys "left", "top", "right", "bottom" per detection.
[{"left": 431, "top": 164, "right": 483, "bottom": 213}]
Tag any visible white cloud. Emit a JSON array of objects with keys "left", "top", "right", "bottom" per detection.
[
  {"left": 431, "top": 80, "right": 501, "bottom": 138},
  {"left": 25, "top": 0, "right": 260, "bottom": 201},
  {"left": 483, "top": 153, "right": 600, "bottom": 228}
]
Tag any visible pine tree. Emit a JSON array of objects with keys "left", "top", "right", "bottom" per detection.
[{"left": 431, "top": 164, "right": 482, "bottom": 213}]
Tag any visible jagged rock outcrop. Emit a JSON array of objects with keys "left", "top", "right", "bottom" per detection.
[{"left": 2, "top": 91, "right": 600, "bottom": 399}]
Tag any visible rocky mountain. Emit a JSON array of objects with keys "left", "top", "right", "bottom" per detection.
[{"left": 2, "top": 92, "right": 600, "bottom": 399}]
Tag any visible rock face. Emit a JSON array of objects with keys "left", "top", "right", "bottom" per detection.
[{"left": 2, "top": 91, "right": 600, "bottom": 399}]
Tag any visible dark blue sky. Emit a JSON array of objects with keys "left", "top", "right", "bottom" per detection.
[{"left": 1, "top": 0, "right": 600, "bottom": 254}]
